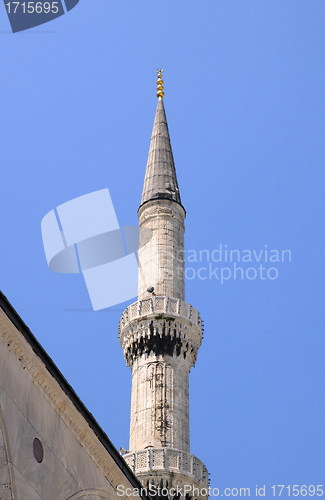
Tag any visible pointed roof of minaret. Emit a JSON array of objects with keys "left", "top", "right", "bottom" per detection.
[{"left": 140, "top": 70, "right": 182, "bottom": 208}]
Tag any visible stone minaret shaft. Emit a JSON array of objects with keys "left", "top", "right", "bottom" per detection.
[{"left": 120, "top": 71, "right": 208, "bottom": 498}]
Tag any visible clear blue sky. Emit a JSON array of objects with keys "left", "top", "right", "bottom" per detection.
[{"left": 1, "top": 0, "right": 324, "bottom": 496}]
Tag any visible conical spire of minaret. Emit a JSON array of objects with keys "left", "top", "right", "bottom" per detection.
[{"left": 140, "top": 70, "right": 182, "bottom": 207}]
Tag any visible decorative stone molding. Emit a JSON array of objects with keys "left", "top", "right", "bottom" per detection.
[
  {"left": 123, "top": 448, "right": 208, "bottom": 489},
  {"left": 120, "top": 297, "right": 201, "bottom": 327},
  {"left": 0, "top": 446, "right": 7, "bottom": 468},
  {"left": 0, "top": 405, "right": 15, "bottom": 500},
  {"left": 0, "top": 312, "right": 133, "bottom": 500},
  {"left": 119, "top": 297, "right": 202, "bottom": 370},
  {"left": 0, "top": 485, "right": 12, "bottom": 500},
  {"left": 138, "top": 200, "right": 186, "bottom": 229}
]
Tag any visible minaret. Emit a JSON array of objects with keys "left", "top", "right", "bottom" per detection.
[{"left": 120, "top": 71, "right": 208, "bottom": 500}]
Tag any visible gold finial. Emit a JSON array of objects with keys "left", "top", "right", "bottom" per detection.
[{"left": 156, "top": 68, "right": 164, "bottom": 100}]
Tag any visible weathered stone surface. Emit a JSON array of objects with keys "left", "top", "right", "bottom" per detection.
[
  {"left": 137, "top": 200, "right": 186, "bottom": 301},
  {"left": 129, "top": 355, "right": 190, "bottom": 452}
]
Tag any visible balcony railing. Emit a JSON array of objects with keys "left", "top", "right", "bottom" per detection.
[
  {"left": 120, "top": 297, "right": 201, "bottom": 330},
  {"left": 123, "top": 448, "right": 208, "bottom": 487}
]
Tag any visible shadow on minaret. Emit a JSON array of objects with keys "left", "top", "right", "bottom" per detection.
[{"left": 125, "top": 321, "right": 194, "bottom": 369}]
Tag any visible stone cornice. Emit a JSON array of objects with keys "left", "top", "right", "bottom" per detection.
[{"left": 0, "top": 311, "right": 136, "bottom": 500}]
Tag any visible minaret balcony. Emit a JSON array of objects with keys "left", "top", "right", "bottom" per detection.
[
  {"left": 123, "top": 447, "right": 209, "bottom": 489},
  {"left": 119, "top": 297, "right": 203, "bottom": 370}
]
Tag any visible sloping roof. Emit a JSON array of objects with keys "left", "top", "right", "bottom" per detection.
[
  {"left": 0, "top": 290, "right": 148, "bottom": 498},
  {"left": 140, "top": 99, "right": 182, "bottom": 208}
]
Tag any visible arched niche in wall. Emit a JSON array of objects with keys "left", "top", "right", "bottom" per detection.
[
  {"left": 0, "top": 405, "right": 16, "bottom": 500},
  {"left": 66, "top": 489, "right": 116, "bottom": 500}
]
